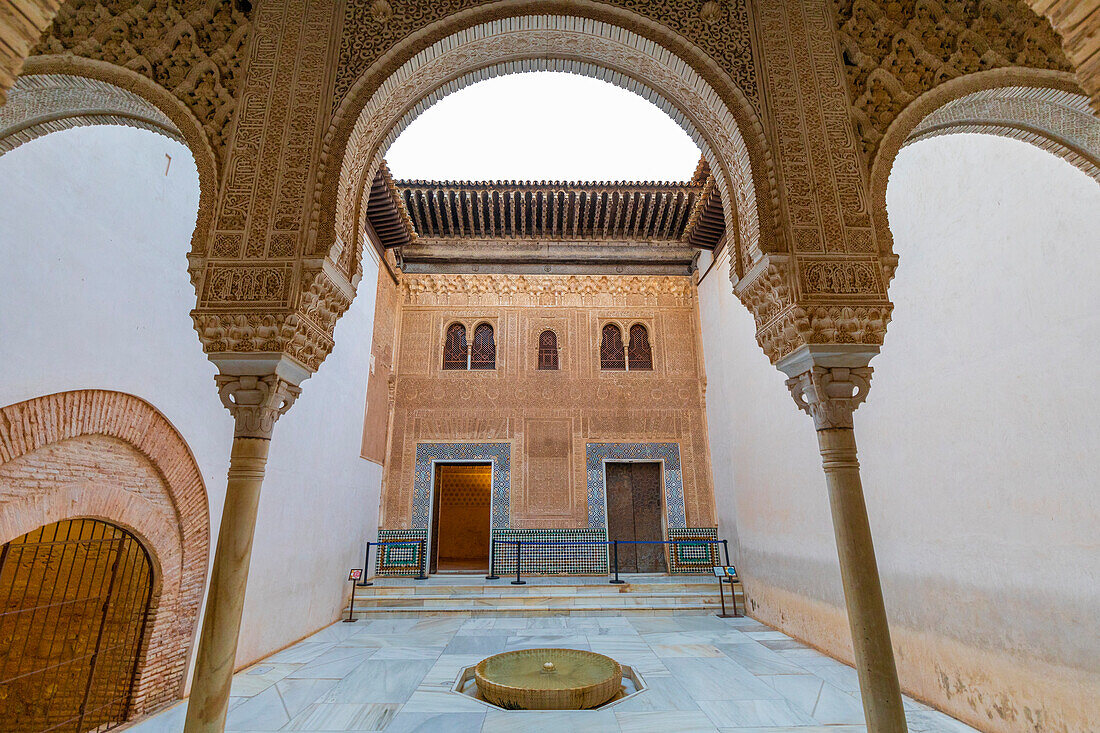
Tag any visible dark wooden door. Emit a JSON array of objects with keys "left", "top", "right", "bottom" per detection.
[{"left": 605, "top": 462, "right": 665, "bottom": 573}]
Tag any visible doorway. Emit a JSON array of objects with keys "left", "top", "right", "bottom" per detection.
[
  {"left": 430, "top": 463, "right": 492, "bottom": 573},
  {"left": 0, "top": 518, "right": 154, "bottom": 733},
  {"left": 605, "top": 462, "right": 666, "bottom": 573}
]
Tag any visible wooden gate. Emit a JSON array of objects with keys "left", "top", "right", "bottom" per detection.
[{"left": 0, "top": 519, "right": 153, "bottom": 733}]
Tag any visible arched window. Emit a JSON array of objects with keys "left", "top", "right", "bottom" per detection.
[
  {"left": 471, "top": 323, "right": 496, "bottom": 370},
  {"left": 600, "top": 324, "right": 626, "bottom": 370},
  {"left": 443, "top": 323, "right": 468, "bottom": 370},
  {"left": 628, "top": 324, "right": 653, "bottom": 370},
  {"left": 537, "top": 330, "right": 559, "bottom": 370}
]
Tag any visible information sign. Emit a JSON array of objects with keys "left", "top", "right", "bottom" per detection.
[{"left": 348, "top": 568, "right": 363, "bottom": 582}]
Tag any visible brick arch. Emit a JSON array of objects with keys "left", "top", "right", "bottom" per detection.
[
  {"left": 1, "top": 57, "right": 218, "bottom": 267},
  {"left": 314, "top": 9, "right": 777, "bottom": 294},
  {"left": 0, "top": 390, "right": 209, "bottom": 717},
  {"left": 870, "top": 68, "right": 1096, "bottom": 262}
]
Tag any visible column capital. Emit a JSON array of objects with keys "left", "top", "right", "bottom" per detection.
[
  {"left": 777, "top": 346, "right": 878, "bottom": 430},
  {"left": 211, "top": 354, "right": 307, "bottom": 439}
]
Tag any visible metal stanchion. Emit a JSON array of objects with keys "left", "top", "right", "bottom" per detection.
[
  {"left": 415, "top": 539, "right": 429, "bottom": 580},
  {"left": 609, "top": 540, "right": 625, "bottom": 584},
  {"left": 722, "top": 539, "right": 731, "bottom": 568},
  {"left": 485, "top": 537, "right": 499, "bottom": 580},
  {"left": 356, "top": 542, "right": 374, "bottom": 587},
  {"left": 716, "top": 573, "right": 733, "bottom": 618},
  {"left": 511, "top": 542, "right": 526, "bottom": 585},
  {"left": 344, "top": 573, "right": 360, "bottom": 622}
]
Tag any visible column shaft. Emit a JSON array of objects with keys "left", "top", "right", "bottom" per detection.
[
  {"left": 184, "top": 436, "right": 271, "bottom": 733},
  {"left": 817, "top": 427, "right": 906, "bottom": 732}
]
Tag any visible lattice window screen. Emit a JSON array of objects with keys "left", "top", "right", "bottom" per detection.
[
  {"left": 442, "top": 323, "right": 468, "bottom": 370},
  {"left": 471, "top": 323, "right": 496, "bottom": 370},
  {"left": 537, "top": 330, "right": 559, "bottom": 370},
  {"left": 628, "top": 324, "right": 653, "bottom": 370},
  {"left": 600, "top": 324, "right": 626, "bottom": 370}
]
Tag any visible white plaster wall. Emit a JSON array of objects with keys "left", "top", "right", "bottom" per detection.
[
  {"left": 699, "top": 135, "right": 1099, "bottom": 732},
  {"left": 0, "top": 127, "right": 382, "bottom": 682}
]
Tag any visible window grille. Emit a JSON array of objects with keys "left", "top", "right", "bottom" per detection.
[
  {"left": 628, "top": 324, "right": 653, "bottom": 370},
  {"left": 537, "top": 330, "right": 559, "bottom": 370},
  {"left": 600, "top": 324, "right": 626, "bottom": 370},
  {"left": 471, "top": 324, "right": 496, "bottom": 370},
  {"left": 443, "top": 323, "right": 468, "bottom": 370}
]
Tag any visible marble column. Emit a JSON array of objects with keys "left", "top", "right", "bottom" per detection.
[
  {"left": 779, "top": 346, "right": 907, "bottom": 733},
  {"left": 184, "top": 372, "right": 301, "bottom": 733}
]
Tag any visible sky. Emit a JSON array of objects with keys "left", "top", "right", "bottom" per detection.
[{"left": 385, "top": 72, "right": 702, "bottom": 183}]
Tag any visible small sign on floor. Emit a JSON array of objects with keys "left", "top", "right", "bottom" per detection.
[
  {"left": 712, "top": 566, "right": 738, "bottom": 579},
  {"left": 348, "top": 568, "right": 363, "bottom": 582}
]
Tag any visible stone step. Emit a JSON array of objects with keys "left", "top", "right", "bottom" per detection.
[
  {"left": 347, "top": 601, "right": 734, "bottom": 617},
  {"left": 353, "top": 586, "right": 736, "bottom": 599},
  {"left": 346, "top": 578, "right": 744, "bottom": 617},
  {"left": 354, "top": 580, "right": 726, "bottom": 596}
]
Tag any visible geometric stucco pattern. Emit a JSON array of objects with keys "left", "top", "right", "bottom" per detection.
[
  {"left": 332, "top": 0, "right": 760, "bottom": 117},
  {"left": 0, "top": 73, "right": 181, "bottom": 155},
  {"left": 2, "top": 0, "right": 1092, "bottom": 381},
  {"left": 834, "top": 0, "right": 1072, "bottom": 161},
  {"left": 907, "top": 84, "right": 1100, "bottom": 180},
  {"left": 324, "top": 14, "right": 771, "bottom": 297},
  {"left": 746, "top": 0, "right": 894, "bottom": 364},
  {"left": 1025, "top": 0, "right": 1100, "bottom": 114},
  {"left": 34, "top": 0, "right": 251, "bottom": 171},
  {"left": 189, "top": 0, "right": 346, "bottom": 378}
]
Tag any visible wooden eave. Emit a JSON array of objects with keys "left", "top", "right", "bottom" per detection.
[
  {"left": 365, "top": 161, "right": 417, "bottom": 251},
  {"left": 394, "top": 179, "right": 718, "bottom": 245},
  {"left": 680, "top": 175, "right": 725, "bottom": 251}
]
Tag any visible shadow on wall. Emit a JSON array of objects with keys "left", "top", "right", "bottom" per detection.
[{"left": 699, "top": 134, "right": 1100, "bottom": 733}]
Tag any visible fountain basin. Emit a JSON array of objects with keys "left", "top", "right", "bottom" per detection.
[{"left": 473, "top": 648, "right": 622, "bottom": 710}]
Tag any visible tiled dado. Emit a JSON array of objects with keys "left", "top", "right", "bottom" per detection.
[
  {"left": 490, "top": 528, "right": 609, "bottom": 576},
  {"left": 375, "top": 529, "right": 427, "bottom": 576},
  {"left": 668, "top": 527, "right": 722, "bottom": 573},
  {"left": 412, "top": 442, "right": 511, "bottom": 530},
  {"left": 585, "top": 443, "right": 687, "bottom": 528}
]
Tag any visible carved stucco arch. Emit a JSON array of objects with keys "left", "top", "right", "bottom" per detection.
[
  {"left": 316, "top": 10, "right": 777, "bottom": 293},
  {"left": 870, "top": 68, "right": 1098, "bottom": 257},
  {"left": 2, "top": 57, "right": 219, "bottom": 262},
  {"left": 0, "top": 389, "right": 210, "bottom": 714}
]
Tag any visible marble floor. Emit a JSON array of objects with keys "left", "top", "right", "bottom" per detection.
[{"left": 126, "top": 613, "right": 976, "bottom": 733}]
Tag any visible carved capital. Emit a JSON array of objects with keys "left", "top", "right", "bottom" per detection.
[
  {"left": 784, "top": 366, "right": 873, "bottom": 430},
  {"left": 215, "top": 374, "right": 301, "bottom": 439},
  {"left": 777, "top": 345, "right": 878, "bottom": 430}
]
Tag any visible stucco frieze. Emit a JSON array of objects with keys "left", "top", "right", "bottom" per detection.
[
  {"left": 34, "top": 0, "right": 251, "bottom": 171},
  {"left": 833, "top": 0, "right": 1071, "bottom": 161}
]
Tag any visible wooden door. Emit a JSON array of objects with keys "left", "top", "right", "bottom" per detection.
[{"left": 605, "top": 462, "right": 665, "bottom": 573}]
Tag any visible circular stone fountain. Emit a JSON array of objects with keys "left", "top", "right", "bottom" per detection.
[{"left": 474, "top": 648, "right": 623, "bottom": 710}]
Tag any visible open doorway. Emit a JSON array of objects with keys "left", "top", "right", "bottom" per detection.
[
  {"left": 430, "top": 463, "right": 492, "bottom": 573},
  {"left": 605, "top": 462, "right": 666, "bottom": 573}
]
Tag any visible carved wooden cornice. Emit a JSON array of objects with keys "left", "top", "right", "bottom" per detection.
[{"left": 400, "top": 273, "right": 694, "bottom": 305}]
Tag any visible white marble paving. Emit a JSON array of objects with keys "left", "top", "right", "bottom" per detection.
[{"left": 124, "top": 612, "right": 978, "bottom": 732}]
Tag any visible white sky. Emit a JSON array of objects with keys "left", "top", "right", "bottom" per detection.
[{"left": 385, "top": 72, "right": 701, "bottom": 183}]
